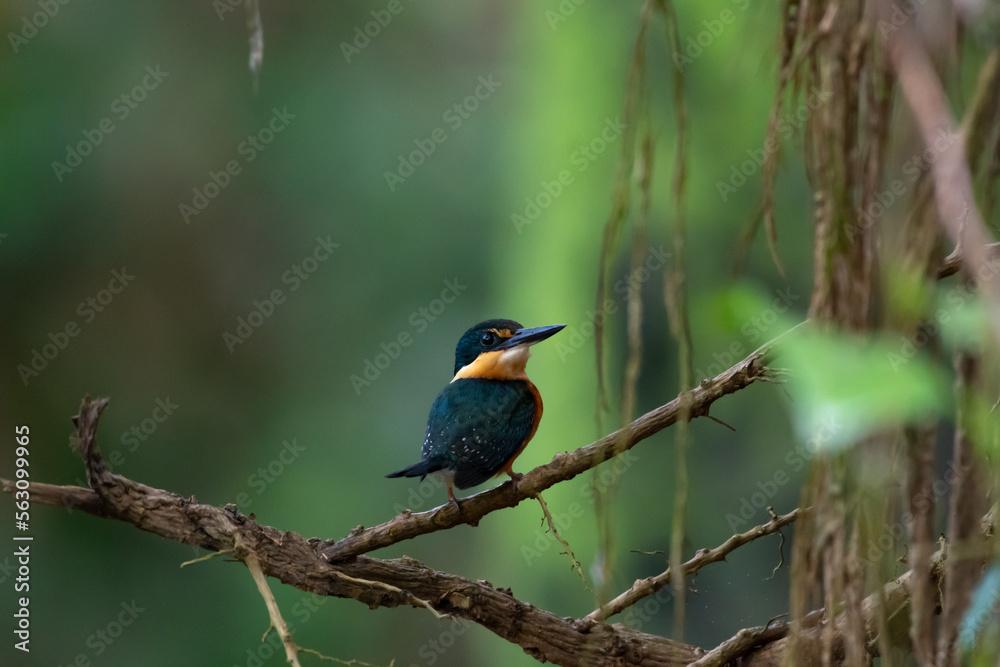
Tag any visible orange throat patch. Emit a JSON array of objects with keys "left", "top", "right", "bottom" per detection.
[{"left": 452, "top": 345, "right": 532, "bottom": 381}]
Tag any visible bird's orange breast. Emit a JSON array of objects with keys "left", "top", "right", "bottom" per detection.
[{"left": 500, "top": 380, "right": 543, "bottom": 476}]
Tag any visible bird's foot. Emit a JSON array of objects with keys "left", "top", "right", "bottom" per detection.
[{"left": 506, "top": 471, "right": 523, "bottom": 496}]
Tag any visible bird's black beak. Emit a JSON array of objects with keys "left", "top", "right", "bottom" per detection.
[{"left": 497, "top": 324, "right": 566, "bottom": 350}]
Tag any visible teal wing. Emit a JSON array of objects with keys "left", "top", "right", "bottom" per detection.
[{"left": 422, "top": 379, "right": 538, "bottom": 490}]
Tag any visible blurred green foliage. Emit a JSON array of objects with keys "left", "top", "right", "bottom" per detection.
[{"left": 1, "top": 1, "right": 993, "bottom": 665}]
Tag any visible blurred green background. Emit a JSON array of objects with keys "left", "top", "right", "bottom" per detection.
[{"left": 0, "top": 1, "right": 859, "bottom": 665}]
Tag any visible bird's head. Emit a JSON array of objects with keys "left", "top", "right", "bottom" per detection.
[{"left": 452, "top": 319, "right": 566, "bottom": 380}]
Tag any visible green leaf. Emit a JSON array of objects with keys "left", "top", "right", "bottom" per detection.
[
  {"left": 696, "top": 283, "right": 799, "bottom": 340},
  {"left": 781, "top": 330, "right": 950, "bottom": 451},
  {"left": 937, "top": 288, "right": 991, "bottom": 351}
]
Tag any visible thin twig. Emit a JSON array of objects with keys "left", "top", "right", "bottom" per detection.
[
  {"left": 180, "top": 550, "right": 229, "bottom": 568},
  {"left": 535, "top": 493, "right": 588, "bottom": 588},
  {"left": 592, "top": 0, "right": 653, "bottom": 429},
  {"left": 584, "top": 508, "right": 806, "bottom": 624},
  {"left": 705, "top": 415, "right": 736, "bottom": 431},
  {"left": 298, "top": 647, "right": 394, "bottom": 666},
  {"left": 245, "top": 0, "right": 263, "bottom": 93},
  {"left": 334, "top": 571, "right": 450, "bottom": 620},
  {"left": 245, "top": 551, "right": 302, "bottom": 667},
  {"left": 765, "top": 530, "right": 787, "bottom": 581}
]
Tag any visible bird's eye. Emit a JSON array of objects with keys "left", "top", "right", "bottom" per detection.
[{"left": 480, "top": 331, "right": 497, "bottom": 347}]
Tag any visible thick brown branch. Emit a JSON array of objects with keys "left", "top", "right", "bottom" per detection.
[
  {"left": 322, "top": 326, "right": 798, "bottom": 562},
  {"left": 1, "top": 479, "right": 108, "bottom": 517},
  {"left": 7, "top": 397, "right": 709, "bottom": 667},
  {"left": 17, "top": 478, "right": 703, "bottom": 665}
]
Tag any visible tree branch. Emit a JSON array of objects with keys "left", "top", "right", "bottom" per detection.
[
  {"left": 583, "top": 507, "right": 805, "bottom": 624},
  {"left": 689, "top": 611, "right": 822, "bottom": 667},
  {"left": 15, "top": 396, "right": 705, "bottom": 666},
  {"left": 322, "top": 325, "right": 797, "bottom": 562}
]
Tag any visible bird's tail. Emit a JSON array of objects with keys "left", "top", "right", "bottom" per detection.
[{"left": 385, "top": 459, "right": 442, "bottom": 480}]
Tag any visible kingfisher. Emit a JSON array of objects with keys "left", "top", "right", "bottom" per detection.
[{"left": 387, "top": 319, "right": 565, "bottom": 504}]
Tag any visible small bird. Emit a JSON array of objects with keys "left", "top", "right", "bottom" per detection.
[{"left": 387, "top": 319, "right": 565, "bottom": 503}]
